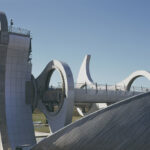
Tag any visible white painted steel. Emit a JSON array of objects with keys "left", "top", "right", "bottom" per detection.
[
  {"left": 117, "top": 70, "right": 150, "bottom": 90},
  {"left": 76, "top": 55, "right": 107, "bottom": 116},
  {"left": 5, "top": 34, "right": 36, "bottom": 150},
  {"left": 36, "top": 60, "right": 75, "bottom": 133}
]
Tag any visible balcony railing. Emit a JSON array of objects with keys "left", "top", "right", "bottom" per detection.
[{"left": 8, "top": 25, "right": 30, "bottom": 36}]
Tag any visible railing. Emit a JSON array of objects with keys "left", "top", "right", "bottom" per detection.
[
  {"left": 8, "top": 25, "right": 30, "bottom": 36},
  {"left": 49, "top": 82, "right": 150, "bottom": 93},
  {"left": 77, "top": 83, "right": 150, "bottom": 93}
]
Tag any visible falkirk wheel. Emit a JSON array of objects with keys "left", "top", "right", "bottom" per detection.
[{"left": 1, "top": 11, "right": 150, "bottom": 150}]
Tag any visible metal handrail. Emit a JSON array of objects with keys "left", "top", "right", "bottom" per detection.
[
  {"left": 48, "top": 82, "right": 150, "bottom": 93},
  {"left": 8, "top": 25, "right": 30, "bottom": 36}
]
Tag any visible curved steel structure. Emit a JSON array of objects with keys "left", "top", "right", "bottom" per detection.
[
  {"left": 0, "top": 12, "right": 8, "bottom": 32},
  {"left": 77, "top": 54, "right": 93, "bottom": 86},
  {"left": 0, "top": 11, "right": 35, "bottom": 150},
  {"left": 76, "top": 55, "right": 107, "bottom": 116},
  {"left": 35, "top": 60, "right": 75, "bottom": 133},
  {"left": 0, "top": 11, "right": 11, "bottom": 150},
  {"left": 117, "top": 70, "right": 150, "bottom": 91},
  {"left": 76, "top": 55, "right": 150, "bottom": 116}
]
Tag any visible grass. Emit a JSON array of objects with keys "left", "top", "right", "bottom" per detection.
[
  {"left": 72, "top": 116, "right": 81, "bottom": 122},
  {"left": 32, "top": 109, "right": 82, "bottom": 133},
  {"left": 32, "top": 110, "right": 50, "bottom": 133},
  {"left": 34, "top": 125, "right": 50, "bottom": 133},
  {"left": 32, "top": 113, "right": 47, "bottom": 124}
]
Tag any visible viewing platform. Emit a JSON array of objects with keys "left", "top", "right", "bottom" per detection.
[{"left": 8, "top": 25, "right": 31, "bottom": 37}]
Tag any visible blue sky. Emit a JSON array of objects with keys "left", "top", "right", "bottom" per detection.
[{"left": 1, "top": 0, "right": 150, "bottom": 87}]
